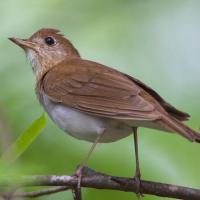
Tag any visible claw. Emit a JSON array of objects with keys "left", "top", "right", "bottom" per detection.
[
  {"left": 73, "top": 166, "right": 83, "bottom": 200},
  {"left": 75, "top": 166, "right": 83, "bottom": 190},
  {"left": 133, "top": 172, "right": 143, "bottom": 198}
]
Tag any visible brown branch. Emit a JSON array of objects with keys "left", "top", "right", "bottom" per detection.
[
  {"left": 72, "top": 188, "right": 82, "bottom": 200},
  {"left": 1, "top": 167, "right": 200, "bottom": 200},
  {"left": 14, "top": 186, "right": 69, "bottom": 198}
]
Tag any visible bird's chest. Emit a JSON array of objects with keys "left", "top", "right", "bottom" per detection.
[{"left": 38, "top": 92, "right": 132, "bottom": 143}]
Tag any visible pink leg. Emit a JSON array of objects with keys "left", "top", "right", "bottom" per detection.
[{"left": 75, "top": 134, "right": 102, "bottom": 189}]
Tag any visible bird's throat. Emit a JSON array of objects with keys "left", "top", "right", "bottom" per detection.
[
  {"left": 26, "top": 49, "right": 42, "bottom": 75},
  {"left": 26, "top": 49, "right": 53, "bottom": 81}
]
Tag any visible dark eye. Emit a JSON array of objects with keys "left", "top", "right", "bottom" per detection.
[{"left": 44, "top": 37, "right": 55, "bottom": 46}]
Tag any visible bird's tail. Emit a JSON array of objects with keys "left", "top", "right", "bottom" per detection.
[{"left": 161, "top": 115, "right": 200, "bottom": 143}]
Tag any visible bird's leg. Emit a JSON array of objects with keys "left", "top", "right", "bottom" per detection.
[
  {"left": 133, "top": 127, "right": 142, "bottom": 197},
  {"left": 75, "top": 134, "right": 102, "bottom": 191}
]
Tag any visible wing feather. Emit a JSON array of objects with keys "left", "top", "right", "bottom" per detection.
[{"left": 41, "top": 59, "right": 160, "bottom": 121}]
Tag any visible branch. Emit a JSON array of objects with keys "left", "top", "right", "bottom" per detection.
[
  {"left": 14, "top": 186, "right": 69, "bottom": 198},
  {"left": 1, "top": 167, "right": 200, "bottom": 200}
]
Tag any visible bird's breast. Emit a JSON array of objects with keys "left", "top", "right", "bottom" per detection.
[{"left": 39, "top": 92, "right": 132, "bottom": 143}]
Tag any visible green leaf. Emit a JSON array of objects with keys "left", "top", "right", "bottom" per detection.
[{"left": 0, "top": 113, "right": 46, "bottom": 164}]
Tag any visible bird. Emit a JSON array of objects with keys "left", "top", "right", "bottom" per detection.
[{"left": 9, "top": 28, "right": 200, "bottom": 195}]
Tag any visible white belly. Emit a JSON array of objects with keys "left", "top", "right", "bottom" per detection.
[{"left": 41, "top": 93, "right": 132, "bottom": 143}]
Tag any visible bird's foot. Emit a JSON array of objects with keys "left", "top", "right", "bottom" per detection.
[
  {"left": 72, "top": 166, "right": 83, "bottom": 200},
  {"left": 75, "top": 166, "right": 83, "bottom": 189},
  {"left": 133, "top": 171, "right": 143, "bottom": 198}
]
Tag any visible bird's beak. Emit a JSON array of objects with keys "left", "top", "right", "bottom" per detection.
[{"left": 9, "top": 37, "right": 37, "bottom": 51}]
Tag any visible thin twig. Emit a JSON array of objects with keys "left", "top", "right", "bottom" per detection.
[
  {"left": 1, "top": 167, "right": 200, "bottom": 200},
  {"left": 14, "top": 186, "right": 69, "bottom": 198},
  {"left": 72, "top": 188, "right": 82, "bottom": 200}
]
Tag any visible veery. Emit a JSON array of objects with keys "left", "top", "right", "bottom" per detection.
[{"left": 9, "top": 28, "right": 200, "bottom": 194}]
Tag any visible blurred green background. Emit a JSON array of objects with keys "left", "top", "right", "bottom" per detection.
[{"left": 0, "top": 0, "right": 200, "bottom": 199}]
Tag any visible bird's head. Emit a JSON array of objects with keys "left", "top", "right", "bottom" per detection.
[{"left": 9, "top": 28, "right": 80, "bottom": 79}]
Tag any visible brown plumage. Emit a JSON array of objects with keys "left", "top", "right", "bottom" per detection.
[
  {"left": 9, "top": 28, "right": 200, "bottom": 195},
  {"left": 9, "top": 28, "right": 200, "bottom": 143},
  {"left": 37, "top": 58, "right": 200, "bottom": 143}
]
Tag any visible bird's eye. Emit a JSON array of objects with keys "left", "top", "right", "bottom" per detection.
[{"left": 44, "top": 37, "right": 55, "bottom": 46}]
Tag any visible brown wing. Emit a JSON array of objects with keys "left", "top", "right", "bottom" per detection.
[
  {"left": 41, "top": 59, "right": 160, "bottom": 121},
  {"left": 124, "top": 75, "right": 190, "bottom": 121}
]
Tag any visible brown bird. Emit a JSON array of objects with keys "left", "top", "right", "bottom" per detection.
[{"left": 9, "top": 28, "right": 200, "bottom": 194}]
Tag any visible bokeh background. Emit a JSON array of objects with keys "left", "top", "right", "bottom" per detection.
[{"left": 0, "top": 0, "right": 200, "bottom": 199}]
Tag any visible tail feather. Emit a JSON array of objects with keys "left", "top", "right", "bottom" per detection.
[{"left": 161, "top": 115, "right": 200, "bottom": 143}]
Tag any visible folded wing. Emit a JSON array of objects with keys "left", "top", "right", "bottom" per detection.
[{"left": 40, "top": 59, "right": 160, "bottom": 121}]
